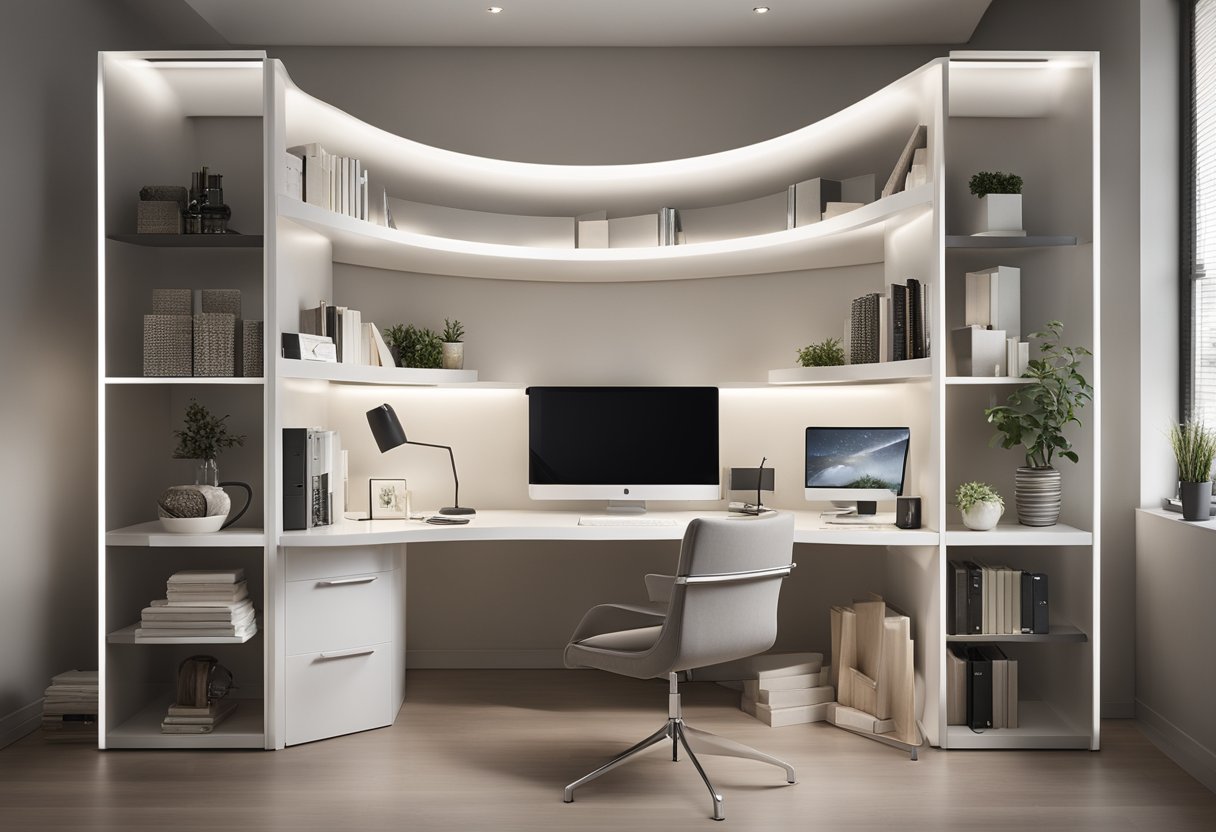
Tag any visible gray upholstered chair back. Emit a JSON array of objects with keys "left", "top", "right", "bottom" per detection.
[{"left": 658, "top": 512, "right": 794, "bottom": 673}]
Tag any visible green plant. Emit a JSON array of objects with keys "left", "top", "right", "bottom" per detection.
[
  {"left": 968, "top": 171, "right": 1023, "bottom": 198},
  {"left": 797, "top": 337, "right": 846, "bottom": 367},
  {"left": 985, "top": 321, "right": 1092, "bottom": 469},
  {"left": 172, "top": 399, "right": 245, "bottom": 460},
  {"left": 414, "top": 328, "right": 444, "bottom": 369},
  {"left": 1169, "top": 421, "right": 1216, "bottom": 483},
  {"left": 442, "top": 318, "right": 465, "bottom": 343},
  {"left": 955, "top": 481, "right": 1004, "bottom": 512}
]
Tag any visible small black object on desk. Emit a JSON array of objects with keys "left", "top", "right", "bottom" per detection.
[{"left": 426, "top": 516, "right": 470, "bottom": 525}]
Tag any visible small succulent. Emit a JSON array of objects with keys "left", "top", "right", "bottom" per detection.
[
  {"left": 969, "top": 171, "right": 1023, "bottom": 198},
  {"left": 442, "top": 318, "right": 465, "bottom": 344},
  {"left": 954, "top": 481, "right": 1004, "bottom": 513},
  {"left": 797, "top": 337, "right": 847, "bottom": 367}
]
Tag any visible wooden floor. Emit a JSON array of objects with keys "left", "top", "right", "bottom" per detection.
[{"left": 2, "top": 670, "right": 1214, "bottom": 831}]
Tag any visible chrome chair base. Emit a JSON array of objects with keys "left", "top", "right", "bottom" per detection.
[{"left": 562, "top": 676, "right": 796, "bottom": 822}]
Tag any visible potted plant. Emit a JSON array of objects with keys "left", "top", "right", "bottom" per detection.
[
  {"left": 172, "top": 399, "right": 246, "bottom": 486},
  {"left": 955, "top": 482, "right": 1005, "bottom": 531},
  {"left": 1168, "top": 421, "right": 1216, "bottom": 521},
  {"left": 797, "top": 337, "right": 846, "bottom": 367},
  {"left": 442, "top": 318, "right": 466, "bottom": 370},
  {"left": 985, "top": 321, "right": 1092, "bottom": 526},
  {"left": 968, "top": 170, "right": 1024, "bottom": 236},
  {"left": 416, "top": 327, "right": 443, "bottom": 369}
]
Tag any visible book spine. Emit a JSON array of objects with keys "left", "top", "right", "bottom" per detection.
[
  {"left": 965, "top": 561, "right": 983, "bottom": 634},
  {"left": 891, "top": 284, "right": 907, "bottom": 362},
  {"left": 1032, "top": 573, "right": 1049, "bottom": 634},
  {"left": 966, "top": 647, "right": 993, "bottom": 730}
]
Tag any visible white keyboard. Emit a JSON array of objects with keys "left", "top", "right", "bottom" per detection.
[
  {"left": 825, "top": 512, "right": 896, "bottom": 526},
  {"left": 578, "top": 516, "right": 681, "bottom": 527}
]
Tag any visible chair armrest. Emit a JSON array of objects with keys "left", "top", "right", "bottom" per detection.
[
  {"left": 644, "top": 573, "right": 675, "bottom": 603},
  {"left": 569, "top": 601, "right": 667, "bottom": 644}
]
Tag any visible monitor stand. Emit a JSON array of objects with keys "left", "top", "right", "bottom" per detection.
[{"left": 607, "top": 500, "right": 647, "bottom": 514}]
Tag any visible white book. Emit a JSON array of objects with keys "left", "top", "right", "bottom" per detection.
[
  {"left": 995, "top": 567, "right": 1007, "bottom": 635},
  {"left": 148, "top": 599, "right": 252, "bottom": 612},
  {"left": 1011, "top": 570, "right": 1022, "bottom": 633},
  {"left": 167, "top": 569, "right": 244, "bottom": 584},
  {"left": 742, "top": 671, "right": 822, "bottom": 699},
  {"left": 826, "top": 703, "right": 896, "bottom": 735},
  {"left": 878, "top": 295, "right": 891, "bottom": 362},
  {"left": 757, "top": 685, "right": 835, "bottom": 708},
  {"left": 693, "top": 652, "right": 823, "bottom": 682},
  {"left": 370, "top": 323, "right": 394, "bottom": 368},
  {"left": 741, "top": 697, "right": 831, "bottom": 727},
  {"left": 822, "top": 202, "right": 863, "bottom": 220}
]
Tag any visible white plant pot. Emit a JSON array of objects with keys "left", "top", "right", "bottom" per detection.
[
  {"left": 970, "top": 193, "right": 1025, "bottom": 237},
  {"left": 961, "top": 500, "right": 1004, "bottom": 531},
  {"left": 441, "top": 342, "right": 464, "bottom": 370}
]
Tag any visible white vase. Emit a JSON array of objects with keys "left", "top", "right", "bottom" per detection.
[
  {"left": 961, "top": 500, "right": 1003, "bottom": 531},
  {"left": 970, "top": 193, "right": 1025, "bottom": 236},
  {"left": 441, "top": 342, "right": 464, "bottom": 370}
]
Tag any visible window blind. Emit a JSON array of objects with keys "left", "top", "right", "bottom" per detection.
[{"left": 1188, "top": 0, "right": 1216, "bottom": 423}]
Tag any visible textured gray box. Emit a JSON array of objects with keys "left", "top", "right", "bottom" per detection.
[
  {"left": 241, "top": 320, "right": 264, "bottom": 377},
  {"left": 152, "top": 288, "right": 192, "bottom": 316},
  {"left": 193, "top": 313, "right": 237, "bottom": 376},
  {"left": 201, "top": 289, "right": 241, "bottom": 317},
  {"left": 143, "top": 315, "right": 192, "bottom": 376}
]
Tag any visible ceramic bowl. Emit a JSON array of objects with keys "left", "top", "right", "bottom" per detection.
[{"left": 159, "top": 515, "right": 226, "bottom": 534}]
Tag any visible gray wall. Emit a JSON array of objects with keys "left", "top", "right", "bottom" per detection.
[{"left": 0, "top": 0, "right": 223, "bottom": 747}]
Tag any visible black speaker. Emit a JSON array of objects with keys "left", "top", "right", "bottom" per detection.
[{"left": 895, "top": 495, "right": 922, "bottom": 529}]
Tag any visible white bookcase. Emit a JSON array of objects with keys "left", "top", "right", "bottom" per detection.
[{"left": 98, "top": 51, "right": 1098, "bottom": 751}]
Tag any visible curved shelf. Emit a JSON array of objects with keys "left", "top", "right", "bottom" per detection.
[
  {"left": 944, "top": 523, "right": 1092, "bottom": 547},
  {"left": 945, "top": 234, "right": 1079, "bottom": 249},
  {"left": 278, "top": 358, "right": 479, "bottom": 386},
  {"left": 278, "top": 184, "right": 932, "bottom": 282},
  {"left": 769, "top": 358, "right": 932, "bottom": 386}
]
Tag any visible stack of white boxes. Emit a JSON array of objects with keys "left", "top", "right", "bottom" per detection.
[{"left": 736, "top": 653, "right": 835, "bottom": 727}]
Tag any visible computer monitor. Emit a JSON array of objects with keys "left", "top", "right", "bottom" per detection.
[
  {"left": 804, "top": 426, "right": 910, "bottom": 515},
  {"left": 527, "top": 386, "right": 720, "bottom": 508}
]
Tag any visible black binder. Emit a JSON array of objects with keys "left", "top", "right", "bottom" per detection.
[
  {"left": 283, "top": 428, "right": 308, "bottom": 531},
  {"left": 1031, "top": 572, "right": 1049, "bottom": 634},
  {"left": 964, "top": 561, "right": 984, "bottom": 634},
  {"left": 948, "top": 561, "right": 967, "bottom": 635},
  {"left": 966, "top": 646, "right": 992, "bottom": 729}
]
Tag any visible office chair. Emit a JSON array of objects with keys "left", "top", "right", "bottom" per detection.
[{"left": 562, "top": 512, "right": 797, "bottom": 822}]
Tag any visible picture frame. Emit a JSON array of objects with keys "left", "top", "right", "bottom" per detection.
[{"left": 368, "top": 478, "right": 408, "bottom": 520}]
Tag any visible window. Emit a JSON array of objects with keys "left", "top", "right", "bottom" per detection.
[{"left": 1186, "top": 0, "right": 1216, "bottom": 423}]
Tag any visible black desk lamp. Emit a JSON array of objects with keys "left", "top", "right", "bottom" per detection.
[{"left": 366, "top": 404, "right": 475, "bottom": 516}]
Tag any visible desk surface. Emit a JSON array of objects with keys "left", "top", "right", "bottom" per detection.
[{"left": 279, "top": 509, "right": 939, "bottom": 547}]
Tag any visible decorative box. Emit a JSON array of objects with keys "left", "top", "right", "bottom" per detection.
[
  {"left": 137, "top": 201, "right": 183, "bottom": 234},
  {"left": 152, "top": 288, "right": 193, "bottom": 316},
  {"left": 952, "top": 326, "right": 1007, "bottom": 377},
  {"left": 143, "top": 315, "right": 192, "bottom": 376},
  {"left": 193, "top": 313, "right": 237, "bottom": 377},
  {"left": 201, "top": 289, "right": 241, "bottom": 317},
  {"left": 242, "top": 320, "right": 264, "bottom": 378}
]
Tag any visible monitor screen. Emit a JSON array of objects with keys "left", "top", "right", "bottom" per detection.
[
  {"left": 527, "top": 386, "right": 720, "bottom": 501},
  {"left": 804, "top": 427, "right": 910, "bottom": 501}
]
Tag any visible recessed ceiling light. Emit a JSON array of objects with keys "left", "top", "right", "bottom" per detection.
[
  {"left": 753, "top": 6, "right": 771, "bottom": 13},
  {"left": 487, "top": 6, "right": 504, "bottom": 12}
]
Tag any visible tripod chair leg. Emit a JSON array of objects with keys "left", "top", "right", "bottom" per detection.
[
  {"left": 563, "top": 722, "right": 671, "bottom": 804},
  {"left": 680, "top": 724, "right": 797, "bottom": 784},
  {"left": 674, "top": 722, "right": 725, "bottom": 821}
]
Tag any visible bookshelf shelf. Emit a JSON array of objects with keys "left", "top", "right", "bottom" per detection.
[
  {"left": 767, "top": 358, "right": 932, "bottom": 386},
  {"left": 106, "top": 698, "right": 265, "bottom": 749},
  {"left": 946, "top": 624, "right": 1087, "bottom": 644},
  {"left": 105, "top": 521, "right": 266, "bottom": 548},
  {"left": 278, "top": 358, "right": 479, "bottom": 386},
  {"left": 944, "top": 376, "right": 1028, "bottom": 386},
  {"left": 944, "top": 235, "right": 1078, "bottom": 249},
  {"left": 107, "top": 233, "right": 264, "bottom": 248},
  {"left": 944, "top": 701, "right": 1089, "bottom": 750},
  {"left": 944, "top": 523, "right": 1092, "bottom": 547},
  {"left": 107, "top": 621, "right": 260, "bottom": 645},
  {"left": 104, "top": 377, "right": 264, "bottom": 386}
]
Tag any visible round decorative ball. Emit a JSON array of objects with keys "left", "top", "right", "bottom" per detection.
[{"left": 158, "top": 485, "right": 231, "bottom": 519}]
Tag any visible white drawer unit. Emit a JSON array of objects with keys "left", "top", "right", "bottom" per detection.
[
  {"left": 286, "top": 571, "right": 393, "bottom": 656},
  {"left": 286, "top": 643, "right": 392, "bottom": 746},
  {"left": 282, "top": 545, "right": 405, "bottom": 746}
]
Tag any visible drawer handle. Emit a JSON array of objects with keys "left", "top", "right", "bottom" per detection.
[
  {"left": 316, "top": 576, "right": 378, "bottom": 587},
  {"left": 317, "top": 647, "right": 376, "bottom": 660}
]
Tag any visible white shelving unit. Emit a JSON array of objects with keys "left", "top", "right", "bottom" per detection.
[{"left": 99, "top": 50, "right": 1098, "bottom": 752}]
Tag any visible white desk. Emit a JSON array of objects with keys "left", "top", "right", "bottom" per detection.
[{"left": 280, "top": 509, "right": 939, "bottom": 547}]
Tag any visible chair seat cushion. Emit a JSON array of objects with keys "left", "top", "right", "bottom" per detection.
[{"left": 576, "top": 624, "right": 663, "bottom": 653}]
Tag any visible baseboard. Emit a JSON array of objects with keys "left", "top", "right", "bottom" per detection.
[
  {"left": 0, "top": 699, "right": 43, "bottom": 750},
  {"left": 1136, "top": 699, "right": 1216, "bottom": 794},
  {"left": 405, "top": 649, "right": 564, "bottom": 669}
]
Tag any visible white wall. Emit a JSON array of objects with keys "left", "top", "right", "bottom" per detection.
[{"left": 0, "top": 0, "right": 224, "bottom": 748}]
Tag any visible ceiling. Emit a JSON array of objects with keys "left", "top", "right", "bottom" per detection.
[{"left": 184, "top": 0, "right": 993, "bottom": 47}]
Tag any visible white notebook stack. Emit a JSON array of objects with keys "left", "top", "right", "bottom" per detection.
[
  {"left": 737, "top": 654, "right": 836, "bottom": 728},
  {"left": 41, "top": 670, "right": 99, "bottom": 743},
  {"left": 160, "top": 699, "right": 239, "bottom": 734},
  {"left": 136, "top": 569, "right": 256, "bottom": 640}
]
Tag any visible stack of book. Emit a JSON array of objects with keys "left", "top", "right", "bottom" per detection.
[
  {"left": 299, "top": 301, "right": 394, "bottom": 367},
  {"left": 947, "top": 645, "right": 1018, "bottom": 729},
  {"left": 136, "top": 569, "right": 257, "bottom": 641},
  {"left": 846, "top": 279, "right": 928, "bottom": 364},
  {"left": 41, "top": 670, "right": 98, "bottom": 743},
  {"left": 738, "top": 654, "right": 835, "bottom": 727},
  {"left": 289, "top": 143, "right": 370, "bottom": 221},
  {"left": 947, "top": 561, "right": 1049, "bottom": 636},
  {"left": 160, "top": 699, "right": 239, "bottom": 735}
]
